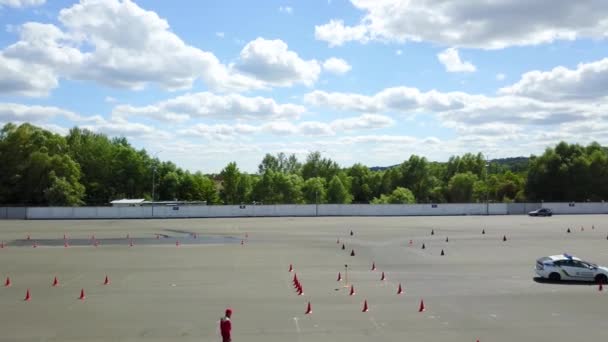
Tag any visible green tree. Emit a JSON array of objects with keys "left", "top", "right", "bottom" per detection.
[
  {"left": 327, "top": 175, "right": 352, "bottom": 204},
  {"left": 448, "top": 172, "right": 478, "bottom": 202},
  {"left": 302, "top": 177, "right": 326, "bottom": 204},
  {"left": 372, "top": 187, "right": 415, "bottom": 204},
  {"left": 220, "top": 162, "right": 241, "bottom": 204}
]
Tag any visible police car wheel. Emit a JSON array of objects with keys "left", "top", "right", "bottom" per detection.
[
  {"left": 548, "top": 273, "right": 561, "bottom": 281},
  {"left": 595, "top": 274, "right": 607, "bottom": 284}
]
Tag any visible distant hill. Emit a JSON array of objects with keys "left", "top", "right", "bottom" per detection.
[{"left": 369, "top": 157, "right": 530, "bottom": 173}]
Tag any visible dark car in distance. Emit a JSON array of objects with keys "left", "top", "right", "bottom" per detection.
[{"left": 529, "top": 208, "right": 553, "bottom": 216}]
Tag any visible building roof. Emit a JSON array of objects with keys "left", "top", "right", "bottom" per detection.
[{"left": 110, "top": 199, "right": 146, "bottom": 204}]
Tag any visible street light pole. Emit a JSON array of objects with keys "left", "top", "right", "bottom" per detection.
[
  {"left": 485, "top": 156, "right": 490, "bottom": 216},
  {"left": 151, "top": 150, "right": 162, "bottom": 218}
]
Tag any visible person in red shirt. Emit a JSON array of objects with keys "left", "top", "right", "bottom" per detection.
[{"left": 219, "top": 308, "right": 232, "bottom": 342}]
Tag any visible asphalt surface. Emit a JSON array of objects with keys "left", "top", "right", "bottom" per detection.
[{"left": 1, "top": 215, "right": 607, "bottom": 342}]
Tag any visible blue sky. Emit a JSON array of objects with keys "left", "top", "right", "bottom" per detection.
[{"left": 1, "top": 0, "right": 608, "bottom": 173}]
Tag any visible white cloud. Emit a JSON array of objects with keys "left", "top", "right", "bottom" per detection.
[
  {"left": 322, "top": 57, "right": 352, "bottom": 75},
  {"left": 113, "top": 92, "right": 307, "bottom": 122},
  {"left": 279, "top": 6, "right": 293, "bottom": 14},
  {"left": 499, "top": 58, "right": 608, "bottom": 101},
  {"left": 177, "top": 113, "right": 394, "bottom": 140},
  {"left": 496, "top": 73, "right": 506, "bottom": 81},
  {"left": 104, "top": 96, "right": 117, "bottom": 103},
  {"left": 0, "top": 54, "right": 57, "bottom": 96},
  {"left": 215, "top": 32, "right": 225, "bottom": 38},
  {"left": 0, "top": 0, "right": 45, "bottom": 8},
  {"left": 0, "top": 0, "right": 266, "bottom": 95},
  {"left": 315, "top": 0, "right": 608, "bottom": 49},
  {"left": 314, "top": 19, "right": 369, "bottom": 47},
  {"left": 235, "top": 38, "right": 321, "bottom": 87},
  {"left": 437, "top": 48, "right": 476, "bottom": 73},
  {"left": 0, "top": 102, "right": 79, "bottom": 122}
]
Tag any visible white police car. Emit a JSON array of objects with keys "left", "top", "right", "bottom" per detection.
[{"left": 535, "top": 254, "right": 608, "bottom": 283}]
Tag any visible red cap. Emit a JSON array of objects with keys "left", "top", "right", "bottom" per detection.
[{"left": 225, "top": 308, "right": 233, "bottom": 316}]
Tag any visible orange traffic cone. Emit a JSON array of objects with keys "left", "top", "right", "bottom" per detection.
[
  {"left": 397, "top": 283, "right": 403, "bottom": 295},
  {"left": 52, "top": 276, "right": 59, "bottom": 287},
  {"left": 24, "top": 289, "right": 31, "bottom": 301},
  {"left": 289, "top": 264, "right": 293, "bottom": 272},
  {"left": 305, "top": 302, "right": 312, "bottom": 315},
  {"left": 380, "top": 272, "right": 386, "bottom": 281},
  {"left": 79, "top": 288, "right": 86, "bottom": 300},
  {"left": 4, "top": 276, "right": 11, "bottom": 287},
  {"left": 371, "top": 262, "right": 376, "bottom": 271},
  {"left": 362, "top": 300, "right": 369, "bottom": 312},
  {"left": 337, "top": 272, "right": 342, "bottom": 282},
  {"left": 103, "top": 275, "right": 110, "bottom": 285},
  {"left": 418, "top": 299, "right": 425, "bottom": 312},
  {"left": 349, "top": 284, "right": 355, "bottom": 296}
]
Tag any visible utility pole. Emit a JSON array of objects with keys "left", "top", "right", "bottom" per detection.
[{"left": 151, "top": 151, "right": 162, "bottom": 218}]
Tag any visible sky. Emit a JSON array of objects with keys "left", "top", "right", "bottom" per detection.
[{"left": 1, "top": 0, "right": 608, "bottom": 173}]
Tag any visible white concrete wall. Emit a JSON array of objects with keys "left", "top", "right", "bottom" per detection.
[{"left": 3, "top": 202, "right": 607, "bottom": 219}]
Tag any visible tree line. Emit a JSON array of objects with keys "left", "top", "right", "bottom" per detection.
[{"left": 1, "top": 123, "right": 606, "bottom": 206}]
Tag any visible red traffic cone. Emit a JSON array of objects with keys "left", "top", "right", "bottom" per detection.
[
  {"left": 129, "top": 239, "right": 134, "bottom": 247},
  {"left": 336, "top": 238, "right": 340, "bottom": 244},
  {"left": 380, "top": 272, "right": 386, "bottom": 281},
  {"left": 32, "top": 241, "right": 37, "bottom": 248},
  {"left": 397, "top": 283, "right": 403, "bottom": 295},
  {"left": 305, "top": 302, "right": 312, "bottom": 315},
  {"left": 4, "top": 276, "right": 11, "bottom": 287},
  {"left": 337, "top": 272, "right": 342, "bottom": 282},
  {"left": 52, "top": 276, "right": 59, "bottom": 287},
  {"left": 293, "top": 273, "right": 299, "bottom": 284},
  {"left": 0, "top": 241, "right": 4, "bottom": 248},
  {"left": 64, "top": 241, "right": 69, "bottom": 248},
  {"left": 409, "top": 239, "right": 413, "bottom": 246},
  {"left": 289, "top": 264, "right": 293, "bottom": 272},
  {"left": 362, "top": 300, "right": 369, "bottom": 312},
  {"left": 24, "top": 289, "right": 31, "bottom": 301},
  {"left": 350, "top": 249, "right": 355, "bottom": 256},
  {"left": 599, "top": 282, "right": 604, "bottom": 292},
  {"left": 93, "top": 240, "right": 99, "bottom": 247},
  {"left": 371, "top": 262, "right": 376, "bottom": 271},
  {"left": 240, "top": 239, "right": 244, "bottom": 245},
  {"left": 176, "top": 240, "right": 180, "bottom": 247},
  {"left": 79, "top": 288, "right": 86, "bottom": 300},
  {"left": 297, "top": 285, "right": 304, "bottom": 296},
  {"left": 418, "top": 299, "right": 425, "bottom": 312},
  {"left": 349, "top": 284, "right": 355, "bottom": 296},
  {"left": 103, "top": 275, "right": 110, "bottom": 285},
  {"left": 26, "top": 234, "right": 31, "bottom": 241}
]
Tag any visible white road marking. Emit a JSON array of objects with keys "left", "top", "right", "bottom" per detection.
[
  {"left": 370, "top": 316, "right": 381, "bottom": 331},
  {"left": 293, "top": 317, "right": 301, "bottom": 334}
]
